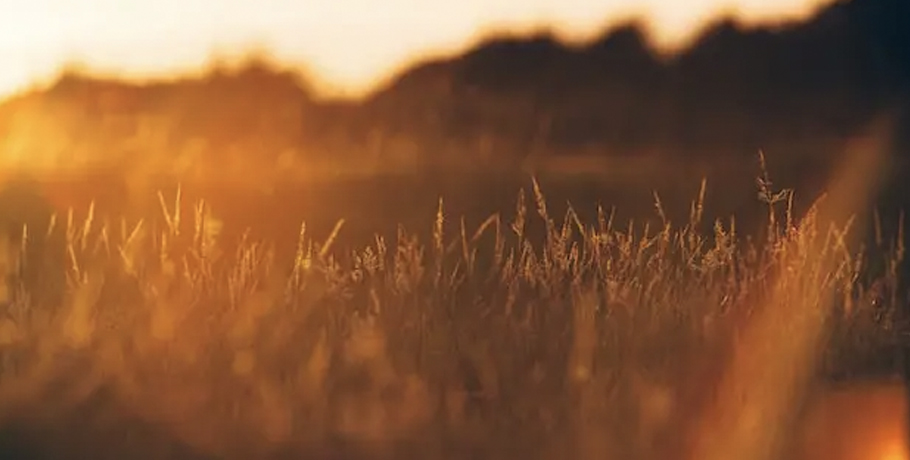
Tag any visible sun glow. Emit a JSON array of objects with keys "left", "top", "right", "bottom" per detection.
[
  {"left": 0, "top": 0, "right": 836, "bottom": 100},
  {"left": 879, "top": 443, "right": 910, "bottom": 460}
]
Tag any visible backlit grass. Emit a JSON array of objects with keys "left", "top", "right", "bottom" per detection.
[{"left": 0, "top": 163, "right": 906, "bottom": 460}]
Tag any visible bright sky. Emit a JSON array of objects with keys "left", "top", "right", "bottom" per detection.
[{"left": 0, "top": 0, "right": 834, "bottom": 99}]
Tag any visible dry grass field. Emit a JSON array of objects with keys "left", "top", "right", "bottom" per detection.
[
  {"left": 0, "top": 136, "right": 906, "bottom": 460},
  {"left": 0, "top": 0, "right": 907, "bottom": 455}
]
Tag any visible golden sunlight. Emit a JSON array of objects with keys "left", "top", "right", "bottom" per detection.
[
  {"left": 879, "top": 443, "right": 910, "bottom": 460},
  {"left": 1, "top": 0, "right": 836, "bottom": 99}
]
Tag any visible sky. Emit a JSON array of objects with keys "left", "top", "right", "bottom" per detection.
[{"left": 0, "top": 0, "right": 835, "bottom": 99}]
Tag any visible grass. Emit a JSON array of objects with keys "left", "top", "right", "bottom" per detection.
[{"left": 0, "top": 158, "right": 906, "bottom": 460}]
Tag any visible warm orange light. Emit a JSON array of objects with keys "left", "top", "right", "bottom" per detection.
[
  {"left": 1, "top": 0, "right": 836, "bottom": 100},
  {"left": 876, "top": 439, "right": 910, "bottom": 460}
]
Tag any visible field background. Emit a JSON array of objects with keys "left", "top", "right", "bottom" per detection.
[{"left": 0, "top": 0, "right": 909, "bottom": 458}]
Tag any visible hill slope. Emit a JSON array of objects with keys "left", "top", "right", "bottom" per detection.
[{"left": 0, "top": 0, "right": 907, "bottom": 175}]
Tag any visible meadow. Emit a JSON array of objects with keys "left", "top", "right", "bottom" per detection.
[{"left": 0, "top": 149, "right": 906, "bottom": 460}]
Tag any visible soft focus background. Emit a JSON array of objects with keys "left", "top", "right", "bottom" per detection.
[
  {"left": 0, "top": 0, "right": 836, "bottom": 97},
  {"left": 0, "top": 0, "right": 908, "bottom": 459}
]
